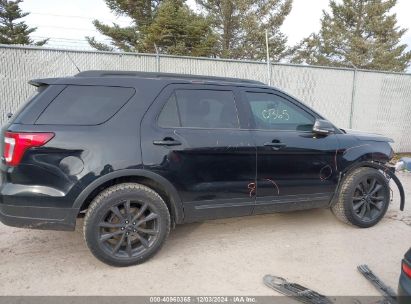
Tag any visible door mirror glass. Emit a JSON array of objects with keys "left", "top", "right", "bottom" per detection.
[{"left": 313, "top": 119, "right": 335, "bottom": 135}]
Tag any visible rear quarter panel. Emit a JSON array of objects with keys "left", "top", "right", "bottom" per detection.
[{"left": 1, "top": 78, "right": 166, "bottom": 211}]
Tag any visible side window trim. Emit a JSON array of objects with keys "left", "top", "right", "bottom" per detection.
[
  {"left": 156, "top": 86, "right": 241, "bottom": 130},
  {"left": 174, "top": 92, "right": 183, "bottom": 127},
  {"left": 239, "top": 89, "right": 316, "bottom": 132}
]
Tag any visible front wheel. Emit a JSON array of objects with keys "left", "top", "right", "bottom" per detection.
[
  {"left": 83, "top": 183, "right": 170, "bottom": 267},
  {"left": 331, "top": 167, "right": 390, "bottom": 228}
]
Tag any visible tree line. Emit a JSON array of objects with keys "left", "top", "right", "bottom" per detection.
[{"left": 1, "top": 0, "right": 410, "bottom": 72}]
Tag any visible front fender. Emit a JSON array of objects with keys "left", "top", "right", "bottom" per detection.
[
  {"left": 331, "top": 137, "right": 404, "bottom": 210},
  {"left": 338, "top": 141, "right": 393, "bottom": 171}
]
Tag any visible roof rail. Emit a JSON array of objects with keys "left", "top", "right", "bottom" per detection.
[{"left": 75, "top": 70, "right": 264, "bottom": 85}]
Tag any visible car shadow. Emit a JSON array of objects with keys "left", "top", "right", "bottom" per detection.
[{"left": 0, "top": 208, "right": 337, "bottom": 268}]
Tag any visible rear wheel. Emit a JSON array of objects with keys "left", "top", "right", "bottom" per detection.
[
  {"left": 83, "top": 183, "right": 170, "bottom": 267},
  {"left": 331, "top": 167, "right": 390, "bottom": 228}
]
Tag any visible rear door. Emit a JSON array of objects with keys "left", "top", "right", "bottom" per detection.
[
  {"left": 141, "top": 84, "right": 256, "bottom": 222},
  {"left": 238, "top": 88, "right": 340, "bottom": 214}
]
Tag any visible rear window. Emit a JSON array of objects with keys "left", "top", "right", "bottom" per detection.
[{"left": 36, "top": 85, "right": 135, "bottom": 125}]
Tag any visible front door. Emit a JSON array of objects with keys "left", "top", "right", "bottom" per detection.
[
  {"left": 239, "top": 89, "right": 340, "bottom": 214},
  {"left": 141, "top": 84, "right": 256, "bottom": 222}
]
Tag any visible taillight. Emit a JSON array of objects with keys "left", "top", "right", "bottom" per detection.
[
  {"left": 403, "top": 261, "right": 411, "bottom": 278},
  {"left": 3, "top": 132, "right": 54, "bottom": 166}
]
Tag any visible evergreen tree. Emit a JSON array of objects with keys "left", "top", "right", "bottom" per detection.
[
  {"left": 87, "top": 0, "right": 217, "bottom": 56},
  {"left": 291, "top": 0, "right": 411, "bottom": 72},
  {"left": 0, "top": 0, "right": 48, "bottom": 46},
  {"left": 195, "top": 0, "right": 293, "bottom": 60},
  {"left": 145, "top": 0, "right": 217, "bottom": 56},
  {"left": 87, "top": 0, "right": 161, "bottom": 52}
]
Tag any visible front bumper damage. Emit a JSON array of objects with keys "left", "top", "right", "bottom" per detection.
[
  {"left": 375, "top": 163, "right": 405, "bottom": 211},
  {"left": 352, "top": 162, "right": 405, "bottom": 211}
]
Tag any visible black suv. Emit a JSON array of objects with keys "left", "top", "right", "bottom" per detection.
[{"left": 0, "top": 71, "right": 405, "bottom": 266}]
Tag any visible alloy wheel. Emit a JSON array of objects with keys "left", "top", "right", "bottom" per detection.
[
  {"left": 98, "top": 200, "right": 160, "bottom": 258},
  {"left": 352, "top": 177, "right": 387, "bottom": 222}
]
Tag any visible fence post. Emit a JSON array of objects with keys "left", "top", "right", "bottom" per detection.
[
  {"left": 154, "top": 44, "right": 160, "bottom": 72},
  {"left": 265, "top": 30, "right": 271, "bottom": 85},
  {"left": 349, "top": 66, "right": 357, "bottom": 129}
]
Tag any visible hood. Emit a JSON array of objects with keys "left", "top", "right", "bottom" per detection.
[{"left": 342, "top": 129, "right": 394, "bottom": 143}]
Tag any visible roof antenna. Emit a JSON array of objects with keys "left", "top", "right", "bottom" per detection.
[{"left": 65, "top": 53, "right": 81, "bottom": 73}]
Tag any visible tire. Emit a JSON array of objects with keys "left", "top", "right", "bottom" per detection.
[
  {"left": 331, "top": 167, "right": 390, "bottom": 228},
  {"left": 83, "top": 183, "right": 170, "bottom": 267}
]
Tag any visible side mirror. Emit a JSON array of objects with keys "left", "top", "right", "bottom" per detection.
[{"left": 313, "top": 119, "right": 335, "bottom": 135}]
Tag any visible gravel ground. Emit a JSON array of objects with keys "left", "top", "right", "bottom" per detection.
[{"left": 0, "top": 172, "right": 410, "bottom": 296}]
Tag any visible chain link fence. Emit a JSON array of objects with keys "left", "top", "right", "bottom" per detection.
[{"left": 1, "top": 44, "right": 410, "bottom": 152}]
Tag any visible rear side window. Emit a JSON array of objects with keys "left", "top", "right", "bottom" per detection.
[
  {"left": 158, "top": 89, "right": 239, "bottom": 129},
  {"left": 9, "top": 85, "right": 49, "bottom": 124},
  {"left": 36, "top": 85, "right": 135, "bottom": 125}
]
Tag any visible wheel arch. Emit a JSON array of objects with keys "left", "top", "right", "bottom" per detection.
[
  {"left": 73, "top": 169, "right": 184, "bottom": 224},
  {"left": 331, "top": 140, "right": 394, "bottom": 203},
  {"left": 330, "top": 160, "right": 405, "bottom": 211},
  {"left": 341, "top": 160, "right": 389, "bottom": 176}
]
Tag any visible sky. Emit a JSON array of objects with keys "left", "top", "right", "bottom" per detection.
[{"left": 20, "top": 0, "right": 411, "bottom": 52}]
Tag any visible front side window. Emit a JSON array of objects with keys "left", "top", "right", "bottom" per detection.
[
  {"left": 245, "top": 92, "right": 314, "bottom": 131},
  {"left": 158, "top": 89, "right": 239, "bottom": 129}
]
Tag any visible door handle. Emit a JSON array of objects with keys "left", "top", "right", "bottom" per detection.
[
  {"left": 263, "top": 141, "right": 286, "bottom": 150},
  {"left": 153, "top": 137, "right": 182, "bottom": 146}
]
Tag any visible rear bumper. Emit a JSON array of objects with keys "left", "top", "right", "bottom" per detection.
[
  {"left": 0, "top": 201, "right": 77, "bottom": 231},
  {"left": 0, "top": 168, "right": 79, "bottom": 231}
]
